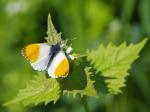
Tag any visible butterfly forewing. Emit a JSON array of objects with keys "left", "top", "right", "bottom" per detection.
[{"left": 22, "top": 43, "right": 51, "bottom": 71}]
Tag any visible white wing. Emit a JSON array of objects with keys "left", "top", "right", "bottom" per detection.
[
  {"left": 47, "top": 51, "right": 69, "bottom": 78},
  {"left": 30, "top": 43, "right": 51, "bottom": 71}
]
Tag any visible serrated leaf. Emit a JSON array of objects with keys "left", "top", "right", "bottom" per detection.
[
  {"left": 4, "top": 74, "right": 60, "bottom": 106},
  {"left": 63, "top": 67, "right": 97, "bottom": 98},
  {"left": 87, "top": 39, "right": 147, "bottom": 94},
  {"left": 45, "top": 14, "right": 62, "bottom": 45}
]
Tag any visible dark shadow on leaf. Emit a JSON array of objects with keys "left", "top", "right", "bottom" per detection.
[{"left": 91, "top": 70, "right": 109, "bottom": 94}]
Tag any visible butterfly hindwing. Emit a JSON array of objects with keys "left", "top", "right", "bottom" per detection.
[
  {"left": 22, "top": 43, "right": 51, "bottom": 71},
  {"left": 48, "top": 51, "right": 69, "bottom": 78}
]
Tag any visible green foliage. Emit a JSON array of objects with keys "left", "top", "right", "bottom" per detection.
[
  {"left": 0, "top": 0, "right": 149, "bottom": 111},
  {"left": 4, "top": 74, "right": 60, "bottom": 106},
  {"left": 139, "top": 0, "right": 150, "bottom": 35},
  {"left": 63, "top": 67, "right": 97, "bottom": 98},
  {"left": 45, "top": 14, "right": 62, "bottom": 45},
  {"left": 4, "top": 13, "right": 147, "bottom": 108},
  {"left": 87, "top": 39, "right": 147, "bottom": 94}
]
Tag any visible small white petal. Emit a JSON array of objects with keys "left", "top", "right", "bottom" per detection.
[
  {"left": 68, "top": 55, "right": 75, "bottom": 60},
  {"left": 66, "top": 47, "right": 73, "bottom": 54}
]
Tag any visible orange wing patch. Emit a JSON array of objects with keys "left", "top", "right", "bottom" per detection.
[
  {"left": 54, "top": 58, "right": 69, "bottom": 77},
  {"left": 22, "top": 44, "right": 40, "bottom": 63}
]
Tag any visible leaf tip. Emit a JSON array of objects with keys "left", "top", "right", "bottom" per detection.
[{"left": 141, "top": 38, "right": 148, "bottom": 45}]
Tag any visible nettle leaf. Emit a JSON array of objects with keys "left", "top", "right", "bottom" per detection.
[
  {"left": 4, "top": 74, "right": 60, "bottom": 106},
  {"left": 63, "top": 67, "right": 98, "bottom": 98},
  {"left": 45, "top": 14, "right": 62, "bottom": 45},
  {"left": 87, "top": 39, "right": 147, "bottom": 94}
]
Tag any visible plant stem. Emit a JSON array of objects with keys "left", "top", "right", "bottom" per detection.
[{"left": 81, "top": 97, "right": 90, "bottom": 112}]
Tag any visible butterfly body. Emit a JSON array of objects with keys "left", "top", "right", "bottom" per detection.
[{"left": 22, "top": 43, "right": 73, "bottom": 78}]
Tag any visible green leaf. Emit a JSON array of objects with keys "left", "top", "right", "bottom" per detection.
[
  {"left": 45, "top": 13, "right": 62, "bottom": 45},
  {"left": 87, "top": 39, "right": 147, "bottom": 94},
  {"left": 63, "top": 67, "right": 98, "bottom": 98},
  {"left": 4, "top": 74, "right": 60, "bottom": 106}
]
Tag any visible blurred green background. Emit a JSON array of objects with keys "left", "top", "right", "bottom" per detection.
[{"left": 0, "top": 0, "right": 150, "bottom": 112}]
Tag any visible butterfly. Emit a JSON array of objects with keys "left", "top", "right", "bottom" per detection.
[{"left": 21, "top": 43, "right": 74, "bottom": 78}]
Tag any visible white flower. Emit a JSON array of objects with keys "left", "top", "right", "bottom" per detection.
[{"left": 6, "top": 0, "right": 29, "bottom": 16}]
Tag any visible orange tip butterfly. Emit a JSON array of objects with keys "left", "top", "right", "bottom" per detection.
[{"left": 21, "top": 43, "right": 74, "bottom": 78}]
